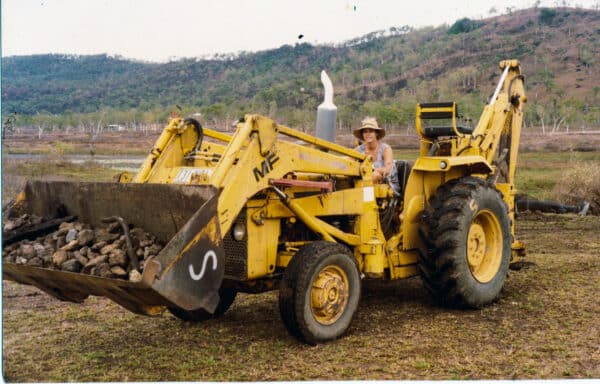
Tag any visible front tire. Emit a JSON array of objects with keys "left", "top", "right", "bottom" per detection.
[
  {"left": 420, "top": 177, "right": 511, "bottom": 308},
  {"left": 279, "top": 241, "right": 361, "bottom": 345}
]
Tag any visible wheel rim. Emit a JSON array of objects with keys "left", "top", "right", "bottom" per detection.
[
  {"left": 467, "top": 209, "right": 503, "bottom": 283},
  {"left": 310, "top": 265, "right": 349, "bottom": 325}
]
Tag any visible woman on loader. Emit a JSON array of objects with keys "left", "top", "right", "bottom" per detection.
[{"left": 354, "top": 117, "right": 396, "bottom": 185}]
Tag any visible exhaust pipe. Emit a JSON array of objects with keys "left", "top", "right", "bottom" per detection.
[{"left": 315, "top": 70, "right": 337, "bottom": 142}]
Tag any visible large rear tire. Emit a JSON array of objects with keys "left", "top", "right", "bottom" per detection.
[
  {"left": 420, "top": 177, "right": 511, "bottom": 308},
  {"left": 168, "top": 287, "right": 237, "bottom": 321},
  {"left": 279, "top": 241, "right": 361, "bottom": 345}
]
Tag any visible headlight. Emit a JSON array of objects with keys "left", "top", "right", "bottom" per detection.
[
  {"left": 232, "top": 222, "right": 246, "bottom": 241},
  {"left": 439, "top": 160, "right": 448, "bottom": 170}
]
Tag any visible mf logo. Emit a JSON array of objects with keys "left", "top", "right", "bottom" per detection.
[{"left": 253, "top": 151, "right": 280, "bottom": 181}]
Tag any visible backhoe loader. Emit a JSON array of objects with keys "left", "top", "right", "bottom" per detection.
[{"left": 3, "top": 60, "right": 526, "bottom": 344}]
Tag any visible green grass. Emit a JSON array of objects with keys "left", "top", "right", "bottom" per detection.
[
  {"left": 1, "top": 159, "right": 121, "bottom": 205},
  {"left": 516, "top": 152, "right": 600, "bottom": 199},
  {"left": 4, "top": 149, "right": 598, "bottom": 206},
  {"left": 4, "top": 145, "right": 149, "bottom": 156},
  {"left": 2, "top": 159, "right": 117, "bottom": 182},
  {"left": 393, "top": 150, "right": 600, "bottom": 200},
  {"left": 393, "top": 149, "right": 420, "bottom": 160}
]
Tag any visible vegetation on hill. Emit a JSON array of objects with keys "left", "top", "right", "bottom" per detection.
[{"left": 2, "top": 7, "right": 600, "bottom": 134}]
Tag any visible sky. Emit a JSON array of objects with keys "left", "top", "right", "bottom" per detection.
[{"left": 2, "top": 0, "right": 600, "bottom": 62}]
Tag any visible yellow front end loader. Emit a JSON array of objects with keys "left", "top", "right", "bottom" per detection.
[{"left": 3, "top": 60, "right": 526, "bottom": 344}]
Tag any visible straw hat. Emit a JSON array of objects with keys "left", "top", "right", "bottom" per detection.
[{"left": 353, "top": 117, "right": 385, "bottom": 140}]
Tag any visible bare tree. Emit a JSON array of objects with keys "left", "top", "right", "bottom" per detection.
[
  {"left": 536, "top": 105, "right": 546, "bottom": 134},
  {"left": 37, "top": 122, "right": 47, "bottom": 139},
  {"left": 2, "top": 113, "right": 16, "bottom": 140},
  {"left": 551, "top": 115, "right": 568, "bottom": 133}
]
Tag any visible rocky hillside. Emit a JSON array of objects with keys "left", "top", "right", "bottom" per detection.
[{"left": 2, "top": 7, "right": 599, "bottom": 131}]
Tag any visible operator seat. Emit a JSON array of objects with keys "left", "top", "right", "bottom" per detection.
[
  {"left": 392, "top": 160, "right": 413, "bottom": 198},
  {"left": 418, "top": 102, "right": 473, "bottom": 138}
]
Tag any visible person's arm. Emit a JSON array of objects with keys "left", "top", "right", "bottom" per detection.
[{"left": 372, "top": 144, "right": 394, "bottom": 182}]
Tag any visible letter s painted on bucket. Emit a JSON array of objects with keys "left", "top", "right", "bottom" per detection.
[{"left": 189, "top": 250, "right": 218, "bottom": 281}]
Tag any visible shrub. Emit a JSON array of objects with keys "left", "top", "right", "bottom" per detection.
[
  {"left": 448, "top": 18, "right": 480, "bottom": 35},
  {"left": 552, "top": 161, "right": 600, "bottom": 214},
  {"left": 539, "top": 8, "right": 557, "bottom": 25}
]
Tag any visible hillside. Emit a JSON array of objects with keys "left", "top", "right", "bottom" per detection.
[{"left": 2, "top": 7, "right": 600, "bottom": 132}]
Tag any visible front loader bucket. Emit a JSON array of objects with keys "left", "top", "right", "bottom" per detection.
[{"left": 3, "top": 180, "right": 225, "bottom": 316}]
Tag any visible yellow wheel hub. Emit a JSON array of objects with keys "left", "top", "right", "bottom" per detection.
[
  {"left": 467, "top": 209, "right": 503, "bottom": 283},
  {"left": 311, "top": 265, "right": 349, "bottom": 325}
]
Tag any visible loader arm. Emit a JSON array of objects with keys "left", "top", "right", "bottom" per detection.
[
  {"left": 211, "top": 114, "right": 367, "bottom": 236},
  {"left": 119, "top": 112, "right": 385, "bottom": 307},
  {"left": 132, "top": 118, "right": 230, "bottom": 184}
]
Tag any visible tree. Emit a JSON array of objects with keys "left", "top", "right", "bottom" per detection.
[
  {"left": 539, "top": 8, "right": 557, "bottom": 25},
  {"left": 2, "top": 113, "right": 17, "bottom": 139},
  {"left": 448, "top": 18, "right": 481, "bottom": 35},
  {"left": 578, "top": 44, "right": 595, "bottom": 71},
  {"left": 535, "top": 104, "right": 547, "bottom": 134}
]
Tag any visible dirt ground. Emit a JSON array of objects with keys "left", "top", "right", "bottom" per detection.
[{"left": 2, "top": 212, "right": 599, "bottom": 381}]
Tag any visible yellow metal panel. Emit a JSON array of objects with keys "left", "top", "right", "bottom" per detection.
[
  {"left": 246, "top": 217, "right": 280, "bottom": 279},
  {"left": 415, "top": 103, "right": 423, "bottom": 137},
  {"left": 133, "top": 118, "right": 180, "bottom": 183},
  {"left": 508, "top": 108, "right": 524, "bottom": 184},
  {"left": 276, "top": 252, "right": 293, "bottom": 268},
  {"left": 167, "top": 167, "right": 213, "bottom": 185},
  {"left": 412, "top": 155, "right": 492, "bottom": 174},
  {"left": 401, "top": 170, "right": 442, "bottom": 250},
  {"left": 264, "top": 188, "right": 366, "bottom": 218},
  {"left": 284, "top": 142, "right": 362, "bottom": 176},
  {"left": 255, "top": 117, "right": 278, "bottom": 156},
  {"left": 210, "top": 115, "right": 256, "bottom": 187},
  {"left": 216, "top": 138, "right": 271, "bottom": 233},
  {"left": 496, "top": 182, "right": 518, "bottom": 242},
  {"left": 283, "top": 198, "right": 336, "bottom": 242},
  {"left": 277, "top": 124, "right": 367, "bottom": 160},
  {"left": 363, "top": 243, "right": 386, "bottom": 278},
  {"left": 138, "top": 119, "right": 204, "bottom": 184},
  {"left": 390, "top": 265, "right": 419, "bottom": 279},
  {"left": 203, "top": 128, "right": 232, "bottom": 143},
  {"left": 355, "top": 192, "right": 386, "bottom": 277},
  {"left": 214, "top": 115, "right": 365, "bottom": 235}
]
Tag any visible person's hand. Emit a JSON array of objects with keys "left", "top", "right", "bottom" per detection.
[{"left": 372, "top": 169, "right": 383, "bottom": 183}]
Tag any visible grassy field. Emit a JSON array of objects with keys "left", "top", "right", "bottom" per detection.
[
  {"left": 3, "top": 213, "right": 599, "bottom": 381},
  {"left": 2, "top": 145, "right": 599, "bottom": 381},
  {"left": 1, "top": 159, "right": 117, "bottom": 207}
]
